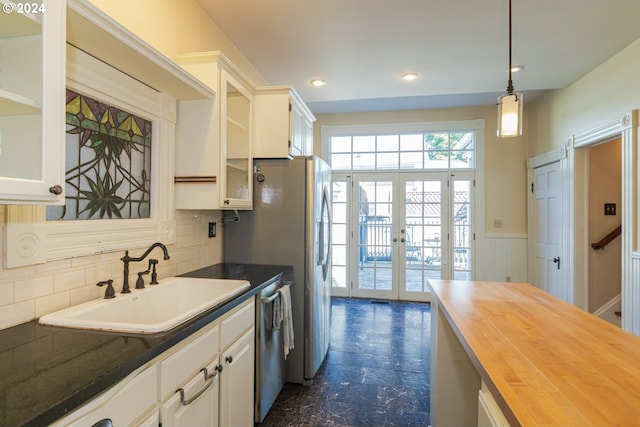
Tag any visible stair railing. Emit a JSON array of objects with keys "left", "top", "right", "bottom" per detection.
[{"left": 591, "top": 225, "right": 622, "bottom": 250}]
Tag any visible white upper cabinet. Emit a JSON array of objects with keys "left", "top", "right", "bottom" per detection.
[
  {"left": 253, "top": 86, "right": 315, "bottom": 158},
  {"left": 0, "top": 0, "right": 65, "bottom": 204},
  {"left": 174, "top": 52, "right": 254, "bottom": 210}
]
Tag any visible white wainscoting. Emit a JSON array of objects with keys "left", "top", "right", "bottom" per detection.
[
  {"left": 625, "top": 253, "right": 640, "bottom": 335},
  {"left": 476, "top": 234, "right": 528, "bottom": 283}
]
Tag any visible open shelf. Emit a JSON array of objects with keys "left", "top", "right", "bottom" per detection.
[
  {"left": 0, "top": 2, "right": 41, "bottom": 38},
  {"left": 0, "top": 89, "right": 41, "bottom": 115},
  {"left": 226, "top": 161, "right": 248, "bottom": 172}
]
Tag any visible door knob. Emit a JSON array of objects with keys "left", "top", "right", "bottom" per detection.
[
  {"left": 553, "top": 257, "right": 560, "bottom": 270},
  {"left": 49, "top": 185, "right": 63, "bottom": 195}
]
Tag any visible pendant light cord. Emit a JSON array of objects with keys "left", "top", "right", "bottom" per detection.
[{"left": 507, "top": 0, "right": 514, "bottom": 94}]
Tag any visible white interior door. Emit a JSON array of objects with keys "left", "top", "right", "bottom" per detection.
[{"left": 533, "top": 162, "right": 565, "bottom": 300}]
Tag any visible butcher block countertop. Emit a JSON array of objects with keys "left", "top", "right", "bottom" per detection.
[{"left": 428, "top": 279, "right": 640, "bottom": 427}]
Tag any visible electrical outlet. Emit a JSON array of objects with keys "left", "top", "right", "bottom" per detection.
[
  {"left": 505, "top": 276, "right": 512, "bottom": 282},
  {"left": 208, "top": 222, "right": 216, "bottom": 238},
  {"left": 493, "top": 219, "right": 502, "bottom": 228}
]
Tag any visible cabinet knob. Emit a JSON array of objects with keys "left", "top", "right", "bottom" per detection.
[
  {"left": 215, "top": 364, "right": 224, "bottom": 373},
  {"left": 225, "top": 355, "right": 233, "bottom": 364},
  {"left": 49, "top": 185, "right": 63, "bottom": 195}
]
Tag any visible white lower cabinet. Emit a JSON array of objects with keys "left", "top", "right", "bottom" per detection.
[
  {"left": 161, "top": 358, "right": 221, "bottom": 427},
  {"left": 53, "top": 298, "right": 256, "bottom": 427},
  {"left": 477, "top": 381, "right": 510, "bottom": 427},
  {"left": 219, "top": 329, "right": 255, "bottom": 427}
]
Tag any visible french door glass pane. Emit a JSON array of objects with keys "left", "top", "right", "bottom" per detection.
[
  {"left": 405, "top": 180, "right": 442, "bottom": 293},
  {"left": 358, "top": 181, "right": 393, "bottom": 291},
  {"left": 453, "top": 180, "right": 472, "bottom": 280},
  {"left": 331, "top": 181, "right": 348, "bottom": 289}
]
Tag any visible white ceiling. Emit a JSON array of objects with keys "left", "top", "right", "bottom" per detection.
[{"left": 196, "top": 0, "right": 640, "bottom": 114}]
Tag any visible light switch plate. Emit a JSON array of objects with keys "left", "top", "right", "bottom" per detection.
[{"left": 604, "top": 203, "right": 616, "bottom": 216}]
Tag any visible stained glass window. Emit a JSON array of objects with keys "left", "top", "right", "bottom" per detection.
[{"left": 47, "top": 89, "right": 152, "bottom": 220}]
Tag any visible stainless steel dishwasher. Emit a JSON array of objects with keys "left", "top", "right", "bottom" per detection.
[{"left": 255, "top": 280, "right": 287, "bottom": 423}]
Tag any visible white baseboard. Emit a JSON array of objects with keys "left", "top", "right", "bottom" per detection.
[{"left": 593, "top": 294, "right": 621, "bottom": 327}]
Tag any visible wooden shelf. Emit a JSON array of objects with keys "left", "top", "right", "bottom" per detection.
[
  {"left": 0, "top": 89, "right": 41, "bottom": 115},
  {"left": 226, "top": 161, "right": 248, "bottom": 172},
  {"left": 0, "top": 2, "right": 41, "bottom": 38},
  {"left": 227, "top": 116, "right": 248, "bottom": 132}
]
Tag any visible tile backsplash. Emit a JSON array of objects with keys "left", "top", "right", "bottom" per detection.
[{"left": 0, "top": 208, "right": 223, "bottom": 330}]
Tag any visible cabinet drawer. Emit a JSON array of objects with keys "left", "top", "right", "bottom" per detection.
[
  {"left": 51, "top": 364, "right": 158, "bottom": 427},
  {"left": 220, "top": 299, "right": 255, "bottom": 350},
  {"left": 161, "top": 358, "right": 220, "bottom": 427},
  {"left": 160, "top": 323, "right": 220, "bottom": 399}
]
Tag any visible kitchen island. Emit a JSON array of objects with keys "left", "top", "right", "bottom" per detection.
[
  {"left": 429, "top": 279, "right": 640, "bottom": 427},
  {"left": 0, "top": 263, "right": 291, "bottom": 427}
]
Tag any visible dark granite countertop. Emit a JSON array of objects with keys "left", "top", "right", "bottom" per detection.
[{"left": 0, "top": 263, "right": 291, "bottom": 427}]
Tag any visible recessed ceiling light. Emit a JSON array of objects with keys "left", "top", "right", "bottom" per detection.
[
  {"left": 511, "top": 65, "right": 525, "bottom": 73},
  {"left": 310, "top": 78, "right": 327, "bottom": 87},
  {"left": 401, "top": 72, "right": 419, "bottom": 81}
]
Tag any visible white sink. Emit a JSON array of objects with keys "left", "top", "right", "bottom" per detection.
[{"left": 39, "top": 277, "right": 250, "bottom": 334}]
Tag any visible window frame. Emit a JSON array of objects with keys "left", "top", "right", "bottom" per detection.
[
  {"left": 323, "top": 120, "right": 483, "bottom": 173},
  {"left": 322, "top": 119, "right": 486, "bottom": 290},
  {"left": 5, "top": 46, "right": 176, "bottom": 267}
]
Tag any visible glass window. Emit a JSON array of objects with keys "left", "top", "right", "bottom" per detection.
[
  {"left": 47, "top": 90, "right": 152, "bottom": 221},
  {"left": 330, "top": 130, "right": 475, "bottom": 171}
]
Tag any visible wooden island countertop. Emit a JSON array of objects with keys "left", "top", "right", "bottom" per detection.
[{"left": 428, "top": 279, "right": 640, "bottom": 427}]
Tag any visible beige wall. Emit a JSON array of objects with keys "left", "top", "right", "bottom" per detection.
[
  {"left": 588, "top": 139, "right": 622, "bottom": 311},
  {"left": 529, "top": 38, "right": 640, "bottom": 156},
  {"left": 315, "top": 106, "right": 529, "bottom": 235}
]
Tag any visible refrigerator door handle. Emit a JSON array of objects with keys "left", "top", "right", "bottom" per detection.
[{"left": 316, "top": 219, "right": 324, "bottom": 266}]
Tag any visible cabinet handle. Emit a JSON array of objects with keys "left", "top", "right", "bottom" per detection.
[
  {"left": 176, "top": 367, "right": 219, "bottom": 406},
  {"left": 49, "top": 185, "right": 63, "bottom": 195},
  {"left": 202, "top": 366, "right": 219, "bottom": 380},
  {"left": 225, "top": 355, "right": 233, "bottom": 364}
]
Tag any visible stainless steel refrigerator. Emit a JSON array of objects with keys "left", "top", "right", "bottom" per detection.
[{"left": 223, "top": 156, "right": 332, "bottom": 386}]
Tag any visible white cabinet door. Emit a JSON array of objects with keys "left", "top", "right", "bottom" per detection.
[
  {"left": 303, "top": 116, "right": 314, "bottom": 156},
  {"left": 0, "top": 0, "right": 65, "bottom": 204},
  {"left": 289, "top": 102, "right": 305, "bottom": 157},
  {"left": 253, "top": 85, "right": 315, "bottom": 159},
  {"left": 174, "top": 52, "right": 253, "bottom": 210},
  {"left": 219, "top": 329, "right": 255, "bottom": 427},
  {"left": 161, "top": 360, "right": 221, "bottom": 427},
  {"left": 219, "top": 69, "right": 253, "bottom": 210},
  {"left": 478, "top": 382, "right": 510, "bottom": 427}
]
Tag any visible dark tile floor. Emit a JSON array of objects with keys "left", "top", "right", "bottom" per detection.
[{"left": 261, "top": 297, "right": 432, "bottom": 427}]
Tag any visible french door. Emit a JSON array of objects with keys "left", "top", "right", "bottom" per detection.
[{"left": 331, "top": 171, "right": 474, "bottom": 301}]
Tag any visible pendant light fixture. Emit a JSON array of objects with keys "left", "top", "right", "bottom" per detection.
[{"left": 497, "top": 0, "right": 523, "bottom": 138}]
